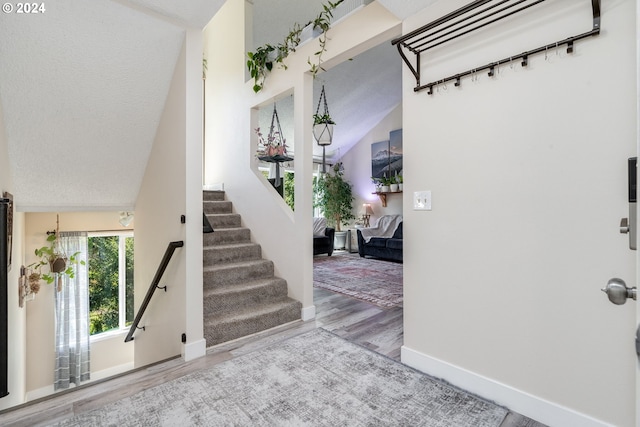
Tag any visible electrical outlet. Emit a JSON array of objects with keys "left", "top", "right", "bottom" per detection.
[{"left": 413, "top": 191, "right": 432, "bottom": 211}]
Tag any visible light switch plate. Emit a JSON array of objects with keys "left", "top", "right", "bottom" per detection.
[{"left": 413, "top": 191, "right": 432, "bottom": 211}]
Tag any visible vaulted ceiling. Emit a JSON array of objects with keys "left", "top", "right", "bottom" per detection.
[{"left": 0, "top": 0, "right": 437, "bottom": 211}]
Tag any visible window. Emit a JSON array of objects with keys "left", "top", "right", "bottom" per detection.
[{"left": 87, "top": 231, "right": 134, "bottom": 336}]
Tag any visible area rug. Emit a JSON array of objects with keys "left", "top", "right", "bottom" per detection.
[
  {"left": 314, "top": 252, "right": 403, "bottom": 308},
  {"left": 50, "top": 329, "right": 507, "bottom": 427}
]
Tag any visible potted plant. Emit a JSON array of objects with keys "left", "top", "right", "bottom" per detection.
[
  {"left": 28, "top": 232, "right": 84, "bottom": 291},
  {"left": 314, "top": 162, "right": 355, "bottom": 249},
  {"left": 313, "top": 112, "right": 335, "bottom": 145},
  {"left": 376, "top": 174, "right": 391, "bottom": 192},
  {"left": 371, "top": 177, "right": 383, "bottom": 193},
  {"left": 389, "top": 175, "right": 399, "bottom": 192}
]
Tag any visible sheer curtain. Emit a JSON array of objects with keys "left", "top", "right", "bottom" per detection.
[{"left": 54, "top": 231, "right": 90, "bottom": 390}]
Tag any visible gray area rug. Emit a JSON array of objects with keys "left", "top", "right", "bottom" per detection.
[{"left": 51, "top": 329, "right": 507, "bottom": 426}]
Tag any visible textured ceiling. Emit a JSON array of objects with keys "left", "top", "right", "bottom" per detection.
[
  {"left": 0, "top": 0, "right": 437, "bottom": 211},
  {"left": 0, "top": 0, "right": 195, "bottom": 211}
]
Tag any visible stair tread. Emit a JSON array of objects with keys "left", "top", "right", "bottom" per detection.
[
  {"left": 204, "top": 299, "right": 301, "bottom": 324},
  {"left": 204, "top": 242, "right": 259, "bottom": 250},
  {"left": 203, "top": 277, "right": 285, "bottom": 296},
  {"left": 203, "top": 258, "right": 270, "bottom": 272}
]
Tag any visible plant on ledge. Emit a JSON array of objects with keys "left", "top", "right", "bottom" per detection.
[
  {"left": 246, "top": 0, "right": 344, "bottom": 93},
  {"left": 314, "top": 162, "right": 355, "bottom": 232}
]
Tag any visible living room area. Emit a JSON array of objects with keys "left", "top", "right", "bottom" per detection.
[{"left": 309, "top": 62, "right": 404, "bottom": 359}]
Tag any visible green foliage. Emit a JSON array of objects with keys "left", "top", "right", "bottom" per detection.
[
  {"left": 246, "top": 44, "right": 277, "bottom": 93},
  {"left": 284, "top": 171, "right": 295, "bottom": 211},
  {"left": 313, "top": 162, "right": 354, "bottom": 231},
  {"left": 313, "top": 113, "right": 335, "bottom": 125},
  {"left": 29, "top": 233, "right": 84, "bottom": 285},
  {"left": 307, "top": 1, "right": 342, "bottom": 79},
  {"left": 246, "top": 0, "right": 343, "bottom": 93},
  {"left": 88, "top": 235, "right": 134, "bottom": 335}
]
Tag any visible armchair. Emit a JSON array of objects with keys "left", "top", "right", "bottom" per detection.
[{"left": 313, "top": 217, "right": 335, "bottom": 256}]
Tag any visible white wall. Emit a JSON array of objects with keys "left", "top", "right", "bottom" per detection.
[
  {"left": 340, "top": 104, "right": 403, "bottom": 224},
  {"left": 204, "top": 0, "right": 401, "bottom": 316},
  {"left": 0, "top": 101, "right": 26, "bottom": 410},
  {"left": 134, "top": 29, "right": 204, "bottom": 367},
  {"left": 23, "top": 212, "right": 134, "bottom": 397},
  {"left": 401, "top": 1, "right": 637, "bottom": 426}
]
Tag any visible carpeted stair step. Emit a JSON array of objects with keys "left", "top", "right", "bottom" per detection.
[
  {"left": 203, "top": 259, "right": 274, "bottom": 289},
  {"left": 205, "top": 213, "right": 241, "bottom": 229},
  {"left": 204, "top": 200, "right": 232, "bottom": 215},
  {"left": 202, "top": 190, "right": 302, "bottom": 348},
  {"left": 204, "top": 227, "right": 251, "bottom": 246},
  {"left": 203, "top": 277, "right": 289, "bottom": 317},
  {"left": 203, "top": 242, "right": 261, "bottom": 264},
  {"left": 203, "top": 190, "right": 225, "bottom": 201},
  {"left": 203, "top": 299, "right": 302, "bottom": 346}
]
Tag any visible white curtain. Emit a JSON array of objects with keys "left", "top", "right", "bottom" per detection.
[{"left": 54, "top": 231, "right": 90, "bottom": 390}]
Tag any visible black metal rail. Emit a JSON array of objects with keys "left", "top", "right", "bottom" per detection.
[
  {"left": 124, "top": 240, "right": 184, "bottom": 343},
  {"left": 391, "top": 0, "right": 601, "bottom": 93}
]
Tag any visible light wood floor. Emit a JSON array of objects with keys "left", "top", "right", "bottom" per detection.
[{"left": 0, "top": 257, "right": 544, "bottom": 427}]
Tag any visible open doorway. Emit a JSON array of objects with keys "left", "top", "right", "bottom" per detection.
[{"left": 310, "top": 38, "right": 403, "bottom": 360}]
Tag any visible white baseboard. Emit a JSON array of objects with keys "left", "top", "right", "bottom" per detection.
[
  {"left": 25, "top": 362, "right": 134, "bottom": 402},
  {"left": 301, "top": 305, "right": 316, "bottom": 321},
  {"left": 182, "top": 338, "right": 207, "bottom": 361},
  {"left": 401, "top": 346, "right": 611, "bottom": 427}
]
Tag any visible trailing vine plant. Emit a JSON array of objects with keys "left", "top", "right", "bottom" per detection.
[{"left": 247, "top": 0, "right": 343, "bottom": 93}]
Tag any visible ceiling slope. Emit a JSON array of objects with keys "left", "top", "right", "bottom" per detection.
[{"left": 0, "top": 0, "right": 197, "bottom": 211}]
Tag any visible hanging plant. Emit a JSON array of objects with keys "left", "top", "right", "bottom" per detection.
[
  {"left": 313, "top": 85, "right": 335, "bottom": 145},
  {"left": 27, "top": 216, "right": 85, "bottom": 291},
  {"left": 246, "top": 0, "right": 343, "bottom": 93},
  {"left": 256, "top": 103, "right": 289, "bottom": 158}
]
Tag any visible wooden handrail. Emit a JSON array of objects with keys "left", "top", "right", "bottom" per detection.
[{"left": 124, "top": 241, "right": 184, "bottom": 343}]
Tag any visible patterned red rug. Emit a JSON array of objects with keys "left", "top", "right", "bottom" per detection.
[{"left": 313, "top": 252, "right": 403, "bottom": 308}]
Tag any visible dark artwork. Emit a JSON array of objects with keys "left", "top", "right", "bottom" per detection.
[
  {"left": 371, "top": 129, "right": 403, "bottom": 179},
  {"left": 388, "top": 129, "right": 403, "bottom": 177},
  {"left": 371, "top": 140, "right": 389, "bottom": 179}
]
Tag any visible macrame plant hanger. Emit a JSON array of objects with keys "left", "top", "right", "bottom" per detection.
[{"left": 314, "top": 85, "right": 334, "bottom": 173}]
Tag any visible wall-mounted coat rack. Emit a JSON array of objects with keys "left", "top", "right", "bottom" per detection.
[{"left": 391, "top": 0, "right": 601, "bottom": 94}]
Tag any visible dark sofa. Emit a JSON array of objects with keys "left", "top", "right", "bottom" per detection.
[
  {"left": 314, "top": 227, "right": 335, "bottom": 256},
  {"left": 357, "top": 221, "right": 403, "bottom": 262}
]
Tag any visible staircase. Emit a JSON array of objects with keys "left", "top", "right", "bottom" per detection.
[{"left": 202, "top": 190, "right": 302, "bottom": 346}]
